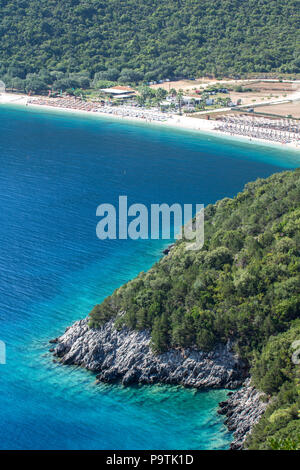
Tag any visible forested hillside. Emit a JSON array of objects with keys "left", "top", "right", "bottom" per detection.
[
  {"left": 0, "top": 0, "right": 299, "bottom": 86},
  {"left": 89, "top": 168, "right": 300, "bottom": 447},
  {"left": 90, "top": 169, "right": 300, "bottom": 357}
]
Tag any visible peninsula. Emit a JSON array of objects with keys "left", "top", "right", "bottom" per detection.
[{"left": 51, "top": 169, "right": 300, "bottom": 450}]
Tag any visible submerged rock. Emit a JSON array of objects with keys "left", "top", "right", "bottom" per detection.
[
  {"left": 49, "top": 338, "right": 59, "bottom": 344},
  {"left": 51, "top": 318, "right": 246, "bottom": 389},
  {"left": 218, "top": 378, "right": 268, "bottom": 449}
]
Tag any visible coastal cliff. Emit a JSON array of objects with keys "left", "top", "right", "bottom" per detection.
[
  {"left": 51, "top": 319, "right": 268, "bottom": 447},
  {"left": 218, "top": 379, "right": 268, "bottom": 449},
  {"left": 51, "top": 169, "right": 300, "bottom": 448},
  {"left": 52, "top": 318, "right": 245, "bottom": 389}
]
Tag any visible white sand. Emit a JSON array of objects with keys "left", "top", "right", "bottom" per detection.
[
  {"left": 1, "top": 92, "right": 299, "bottom": 151},
  {"left": 0, "top": 92, "right": 28, "bottom": 105}
]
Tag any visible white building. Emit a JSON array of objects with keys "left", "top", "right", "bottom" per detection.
[{"left": 100, "top": 86, "right": 136, "bottom": 99}]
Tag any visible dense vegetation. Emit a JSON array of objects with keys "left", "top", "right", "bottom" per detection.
[
  {"left": 90, "top": 169, "right": 300, "bottom": 356},
  {"left": 89, "top": 169, "right": 300, "bottom": 447},
  {"left": 0, "top": 0, "right": 299, "bottom": 90},
  {"left": 247, "top": 321, "right": 300, "bottom": 449}
]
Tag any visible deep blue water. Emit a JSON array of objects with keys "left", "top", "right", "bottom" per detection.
[{"left": 0, "top": 104, "right": 299, "bottom": 450}]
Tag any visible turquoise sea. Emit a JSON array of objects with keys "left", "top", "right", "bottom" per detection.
[{"left": 0, "top": 104, "right": 299, "bottom": 450}]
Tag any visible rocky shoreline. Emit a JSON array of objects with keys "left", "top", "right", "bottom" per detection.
[
  {"left": 51, "top": 318, "right": 246, "bottom": 388},
  {"left": 218, "top": 378, "right": 268, "bottom": 449},
  {"left": 50, "top": 318, "right": 267, "bottom": 448}
]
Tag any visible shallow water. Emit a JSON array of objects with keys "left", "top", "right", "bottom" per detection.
[{"left": 0, "top": 104, "right": 299, "bottom": 449}]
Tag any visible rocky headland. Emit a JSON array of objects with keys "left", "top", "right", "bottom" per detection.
[
  {"left": 51, "top": 318, "right": 247, "bottom": 388},
  {"left": 50, "top": 318, "right": 268, "bottom": 447}
]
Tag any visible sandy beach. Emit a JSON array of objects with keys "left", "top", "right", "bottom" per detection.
[{"left": 1, "top": 92, "right": 299, "bottom": 152}]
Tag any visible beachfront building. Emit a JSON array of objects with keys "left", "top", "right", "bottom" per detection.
[
  {"left": 182, "top": 95, "right": 215, "bottom": 107},
  {"left": 182, "top": 96, "right": 202, "bottom": 105},
  {"left": 100, "top": 85, "right": 136, "bottom": 101}
]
